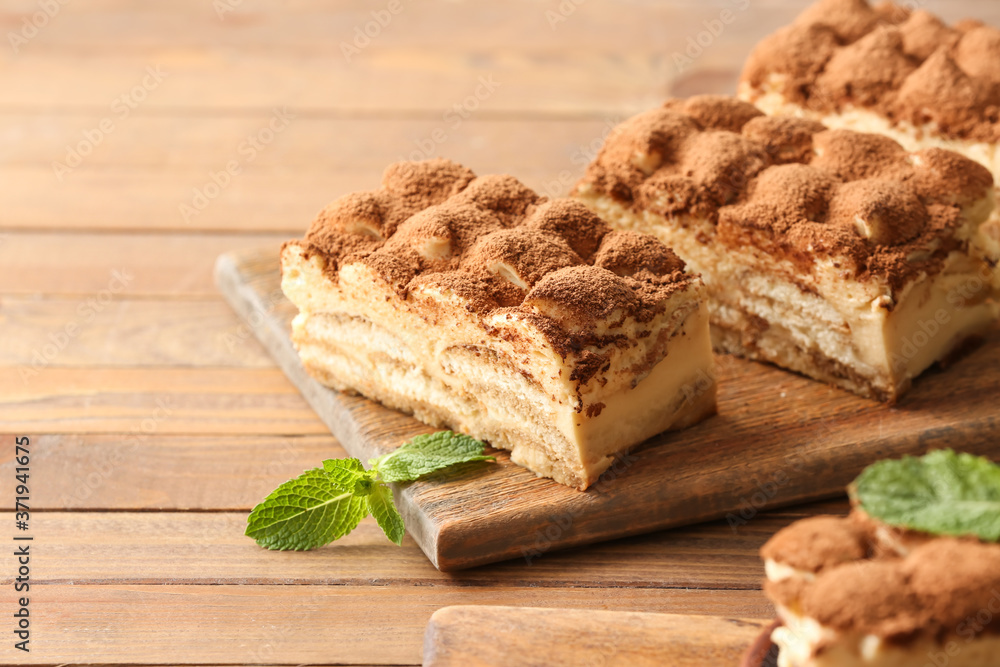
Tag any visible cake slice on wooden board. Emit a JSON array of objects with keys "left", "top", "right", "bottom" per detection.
[
  {"left": 281, "top": 158, "right": 717, "bottom": 490},
  {"left": 572, "top": 95, "right": 999, "bottom": 402},
  {"left": 738, "top": 0, "right": 1000, "bottom": 277},
  {"left": 754, "top": 451, "right": 1000, "bottom": 667}
]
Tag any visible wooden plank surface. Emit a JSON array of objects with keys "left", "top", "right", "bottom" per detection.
[
  {"left": 0, "top": 434, "right": 342, "bottom": 510},
  {"left": 0, "top": 298, "right": 272, "bottom": 367},
  {"left": 5, "top": 1, "right": 1000, "bottom": 665},
  {"left": 0, "top": 232, "right": 290, "bottom": 296},
  {"left": 218, "top": 246, "right": 1000, "bottom": 571},
  {"left": 0, "top": 367, "right": 328, "bottom": 434},
  {"left": 5, "top": 584, "right": 768, "bottom": 666},
  {"left": 423, "top": 606, "right": 769, "bottom": 667},
  {"left": 2, "top": 1, "right": 994, "bottom": 114},
  {"left": 2, "top": 505, "right": 842, "bottom": 585},
  {"left": 0, "top": 118, "right": 621, "bottom": 232}
]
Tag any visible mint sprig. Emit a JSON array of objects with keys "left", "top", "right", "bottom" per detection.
[
  {"left": 245, "top": 431, "right": 493, "bottom": 550},
  {"left": 371, "top": 430, "right": 494, "bottom": 483},
  {"left": 850, "top": 449, "right": 1000, "bottom": 542}
]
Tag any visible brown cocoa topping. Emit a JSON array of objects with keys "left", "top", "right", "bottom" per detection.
[
  {"left": 593, "top": 230, "right": 686, "bottom": 278},
  {"left": 794, "top": 0, "right": 880, "bottom": 42},
  {"left": 815, "top": 27, "right": 917, "bottom": 107},
  {"left": 461, "top": 228, "right": 582, "bottom": 290},
  {"left": 762, "top": 513, "right": 1000, "bottom": 640},
  {"left": 575, "top": 97, "right": 992, "bottom": 294},
  {"left": 294, "top": 158, "right": 698, "bottom": 382},
  {"left": 741, "top": 116, "right": 827, "bottom": 165},
  {"left": 741, "top": 0, "right": 1000, "bottom": 143},
  {"left": 760, "top": 515, "right": 871, "bottom": 573},
  {"left": 523, "top": 199, "right": 611, "bottom": 259}
]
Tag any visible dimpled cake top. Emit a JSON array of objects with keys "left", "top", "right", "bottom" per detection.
[
  {"left": 291, "top": 158, "right": 695, "bottom": 342},
  {"left": 573, "top": 95, "right": 993, "bottom": 292},
  {"left": 762, "top": 512, "right": 1000, "bottom": 642},
  {"left": 741, "top": 0, "right": 1000, "bottom": 143}
]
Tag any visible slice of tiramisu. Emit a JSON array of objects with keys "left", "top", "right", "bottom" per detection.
[
  {"left": 281, "top": 158, "right": 716, "bottom": 490},
  {"left": 738, "top": 0, "right": 1000, "bottom": 275},
  {"left": 572, "top": 95, "right": 999, "bottom": 401},
  {"left": 755, "top": 450, "right": 1000, "bottom": 667}
]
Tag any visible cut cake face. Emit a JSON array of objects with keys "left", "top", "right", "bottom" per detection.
[
  {"left": 282, "top": 158, "right": 717, "bottom": 489},
  {"left": 573, "top": 95, "right": 998, "bottom": 401}
]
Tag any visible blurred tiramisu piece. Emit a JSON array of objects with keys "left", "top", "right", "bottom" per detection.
[
  {"left": 572, "top": 95, "right": 999, "bottom": 401},
  {"left": 756, "top": 451, "right": 1000, "bottom": 666},
  {"left": 739, "top": 0, "right": 1000, "bottom": 272},
  {"left": 280, "top": 159, "right": 716, "bottom": 490}
]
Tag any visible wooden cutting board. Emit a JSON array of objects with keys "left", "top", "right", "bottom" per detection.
[
  {"left": 422, "top": 605, "right": 772, "bottom": 666},
  {"left": 216, "top": 246, "right": 1000, "bottom": 571}
]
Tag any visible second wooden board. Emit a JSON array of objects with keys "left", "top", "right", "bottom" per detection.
[
  {"left": 216, "top": 246, "right": 1000, "bottom": 571},
  {"left": 422, "top": 605, "right": 772, "bottom": 666}
]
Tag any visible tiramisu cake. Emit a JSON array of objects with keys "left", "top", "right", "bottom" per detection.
[
  {"left": 739, "top": 0, "right": 1000, "bottom": 275},
  {"left": 754, "top": 451, "right": 1000, "bottom": 667},
  {"left": 280, "top": 158, "right": 717, "bottom": 490},
  {"left": 572, "top": 95, "right": 999, "bottom": 401}
]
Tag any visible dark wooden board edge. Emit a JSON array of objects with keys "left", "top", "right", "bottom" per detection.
[
  {"left": 422, "top": 605, "right": 771, "bottom": 667},
  {"left": 216, "top": 246, "right": 1000, "bottom": 571}
]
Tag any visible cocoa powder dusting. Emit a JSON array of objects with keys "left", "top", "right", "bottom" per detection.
[
  {"left": 574, "top": 96, "right": 992, "bottom": 294},
  {"left": 741, "top": 0, "right": 1000, "bottom": 143},
  {"left": 763, "top": 513, "right": 1000, "bottom": 642},
  {"left": 292, "top": 158, "right": 699, "bottom": 387}
]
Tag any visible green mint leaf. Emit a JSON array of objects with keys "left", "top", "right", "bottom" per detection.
[
  {"left": 851, "top": 450, "right": 1000, "bottom": 542},
  {"left": 367, "top": 483, "right": 405, "bottom": 545},
  {"left": 323, "top": 457, "right": 377, "bottom": 496},
  {"left": 247, "top": 431, "right": 494, "bottom": 551},
  {"left": 245, "top": 467, "right": 368, "bottom": 550},
  {"left": 371, "top": 431, "right": 494, "bottom": 483}
]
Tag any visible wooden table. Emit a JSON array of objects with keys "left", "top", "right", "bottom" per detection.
[{"left": 2, "top": 1, "right": 997, "bottom": 664}]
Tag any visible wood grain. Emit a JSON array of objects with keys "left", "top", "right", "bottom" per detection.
[
  {"left": 0, "top": 118, "right": 616, "bottom": 232},
  {"left": 218, "top": 246, "right": 1000, "bottom": 571},
  {"left": 0, "top": 505, "right": 844, "bottom": 586},
  {"left": 0, "top": 367, "right": 327, "bottom": 434},
  {"left": 2, "top": 1, "right": 993, "bottom": 114},
  {"left": 7, "top": 584, "right": 769, "bottom": 666},
  {"left": 0, "top": 297, "right": 272, "bottom": 367},
  {"left": 0, "top": 434, "right": 342, "bottom": 510},
  {"left": 0, "top": 232, "right": 289, "bottom": 296},
  {"left": 6, "top": 2, "right": 1000, "bottom": 665},
  {"left": 423, "top": 606, "right": 769, "bottom": 667}
]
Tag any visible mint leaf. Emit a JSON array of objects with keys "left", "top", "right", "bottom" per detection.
[
  {"left": 367, "top": 483, "right": 405, "bottom": 545},
  {"left": 245, "top": 467, "right": 368, "bottom": 550},
  {"left": 371, "top": 431, "right": 493, "bottom": 483},
  {"left": 323, "top": 457, "right": 377, "bottom": 496},
  {"left": 247, "top": 430, "right": 495, "bottom": 551},
  {"left": 852, "top": 450, "right": 1000, "bottom": 542}
]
